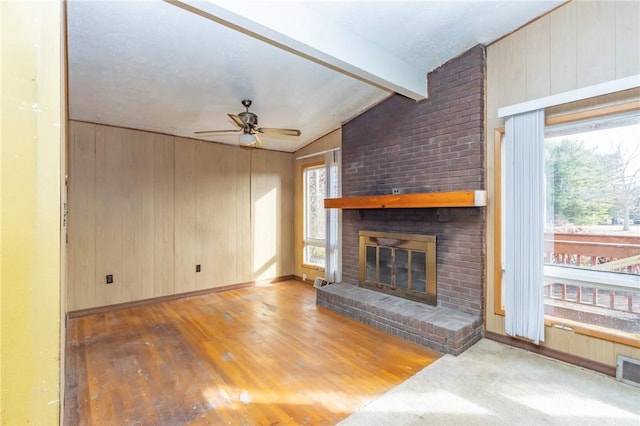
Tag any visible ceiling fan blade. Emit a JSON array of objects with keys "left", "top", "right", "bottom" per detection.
[
  {"left": 228, "top": 114, "right": 245, "bottom": 128},
  {"left": 257, "top": 127, "right": 301, "bottom": 136},
  {"left": 194, "top": 129, "right": 242, "bottom": 135}
]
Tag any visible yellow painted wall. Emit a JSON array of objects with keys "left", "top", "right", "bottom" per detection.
[
  {"left": 0, "top": 0, "right": 3, "bottom": 411},
  {"left": 486, "top": 0, "right": 640, "bottom": 366},
  {"left": 293, "top": 130, "right": 341, "bottom": 283},
  {"left": 1, "top": 1, "right": 63, "bottom": 424}
]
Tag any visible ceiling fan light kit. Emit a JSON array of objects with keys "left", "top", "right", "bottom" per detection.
[
  {"left": 239, "top": 132, "right": 257, "bottom": 146},
  {"left": 195, "top": 100, "right": 301, "bottom": 149}
]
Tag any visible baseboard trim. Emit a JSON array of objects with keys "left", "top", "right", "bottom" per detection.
[
  {"left": 293, "top": 275, "right": 314, "bottom": 284},
  {"left": 485, "top": 330, "right": 616, "bottom": 377},
  {"left": 67, "top": 275, "right": 295, "bottom": 319}
]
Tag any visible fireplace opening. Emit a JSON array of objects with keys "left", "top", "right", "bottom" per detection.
[{"left": 359, "top": 231, "right": 437, "bottom": 305}]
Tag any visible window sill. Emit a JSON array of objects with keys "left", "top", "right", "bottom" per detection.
[{"left": 301, "top": 264, "right": 325, "bottom": 271}]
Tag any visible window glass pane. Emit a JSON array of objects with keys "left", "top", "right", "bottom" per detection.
[
  {"left": 304, "top": 245, "right": 325, "bottom": 267},
  {"left": 303, "top": 165, "right": 326, "bottom": 267},
  {"left": 544, "top": 111, "right": 640, "bottom": 334},
  {"left": 304, "top": 166, "right": 326, "bottom": 240}
]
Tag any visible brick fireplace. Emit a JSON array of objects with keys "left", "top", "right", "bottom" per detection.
[{"left": 316, "top": 45, "right": 486, "bottom": 355}]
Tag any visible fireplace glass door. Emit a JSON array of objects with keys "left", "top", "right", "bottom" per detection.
[{"left": 359, "top": 231, "right": 437, "bottom": 305}]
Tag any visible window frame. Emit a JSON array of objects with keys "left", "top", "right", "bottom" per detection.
[
  {"left": 302, "top": 162, "right": 326, "bottom": 269},
  {"left": 494, "top": 101, "right": 640, "bottom": 348}
]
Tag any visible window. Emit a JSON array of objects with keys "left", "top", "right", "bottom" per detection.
[
  {"left": 303, "top": 164, "right": 326, "bottom": 267},
  {"left": 497, "top": 104, "right": 640, "bottom": 343},
  {"left": 543, "top": 110, "right": 640, "bottom": 335}
]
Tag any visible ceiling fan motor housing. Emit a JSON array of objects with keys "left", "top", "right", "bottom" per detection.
[{"left": 239, "top": 111, "right": 258, "bottom": 127}]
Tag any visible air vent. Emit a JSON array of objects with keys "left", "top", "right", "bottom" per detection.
[
  {"left": 313, "top": 277, "right": 328, "bottom": 289},
  {"left": 616, "top": 355, "right": 640, "bottom": 388}
]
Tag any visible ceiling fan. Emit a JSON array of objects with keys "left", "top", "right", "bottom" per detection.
[{"left": 194, "top": 99, "right": 301, "bottom": 148}]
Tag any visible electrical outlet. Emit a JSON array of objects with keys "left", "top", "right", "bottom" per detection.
[
  {"left": 196, "top": 264, "right": 201, "bottom": 272},
  {"left": 392, "top": 188, "right": 401, "bottom": 195},
  {"left": 106, "top": 274, "right": 113, "bottom": 284}
]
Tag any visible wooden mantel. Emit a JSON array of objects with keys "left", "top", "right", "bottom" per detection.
[{"left": 324, "top": 190, "right": 487, "bottom": 209}]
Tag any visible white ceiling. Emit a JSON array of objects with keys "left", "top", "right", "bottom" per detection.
[{"left": 67, "top": 0, "right": 562, "bottom": 152}]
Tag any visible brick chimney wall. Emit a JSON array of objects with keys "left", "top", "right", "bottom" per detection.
[{"left": 340, "top": 45, "right": 486, "bottom": 317}]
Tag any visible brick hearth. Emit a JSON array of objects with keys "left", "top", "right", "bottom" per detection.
[{"left": 317, "top": 283, "right": 482, "bottom": 355}]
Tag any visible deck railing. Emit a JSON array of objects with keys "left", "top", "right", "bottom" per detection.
[
  {"left": 543, "top": 233, "right": 640, "bottom": 333},
  {"left": 544, "top": 283, "right": 638, "bottom": 313}
]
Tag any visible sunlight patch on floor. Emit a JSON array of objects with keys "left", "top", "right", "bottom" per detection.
[
  {"left": 202, "top": 385, "right": 361, "bottom": 413},
  {"left": 509, "top": 391, "right": 639, "bottom": 419},
  {"left": 357, "top": 390, "right": 490, "bottom": 415}
]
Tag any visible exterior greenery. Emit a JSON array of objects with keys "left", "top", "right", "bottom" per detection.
[{"left": 545, "top": 135, "right": 640, "bottom": 230}]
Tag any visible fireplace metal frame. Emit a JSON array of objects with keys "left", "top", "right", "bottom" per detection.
[{"left": 358, "top": 230, "right": 437, "bottom": 305}]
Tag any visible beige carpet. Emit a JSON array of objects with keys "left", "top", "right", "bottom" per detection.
[{"left": 339, "top": 339, "right": 640, "bottom": 425}]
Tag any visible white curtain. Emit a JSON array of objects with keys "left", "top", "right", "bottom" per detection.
[
  {"left": 504, "top": 109, "right": 545, "bottom": 344},
  {"left": 325, "top": 149, "right": 342, "bottom": 283}
]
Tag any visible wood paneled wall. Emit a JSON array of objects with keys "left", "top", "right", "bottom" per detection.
[
  {"left": 67, "top": 121, "right": 293, "bottom": 311},
  {"left": 485, "top": 1, "right": 640, "bottom": 366}
]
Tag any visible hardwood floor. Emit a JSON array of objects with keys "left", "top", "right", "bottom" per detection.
[{"left": 65, "top": 280, "right": 440, "bottom": 425}]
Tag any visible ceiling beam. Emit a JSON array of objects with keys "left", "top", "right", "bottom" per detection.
[{"left": 166, "top": 0, "right": 427, "bottom": 100}]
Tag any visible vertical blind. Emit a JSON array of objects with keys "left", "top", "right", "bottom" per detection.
[
  {"left": 504, "top": 109, "right": 545, "bottom": 344},
  {"left": 325, "top": 149, "right": 342, "bottom": 283}
]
